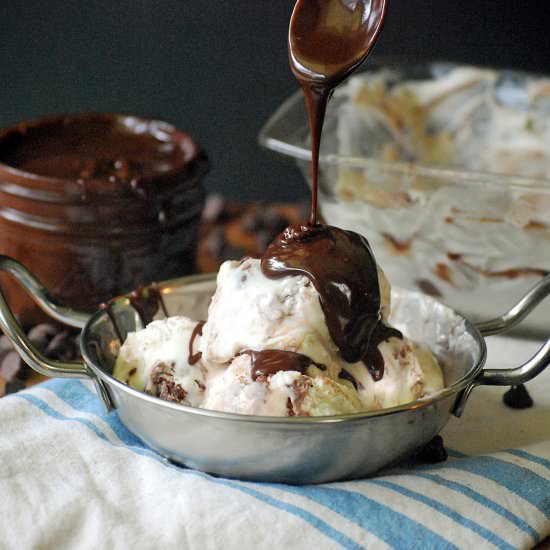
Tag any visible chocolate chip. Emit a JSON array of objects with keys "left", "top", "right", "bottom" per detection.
[
  {"left": 204, "top": 227, "right": 226, "bottom": 260},
  {"left": 503, "top": 384, "right": 533, "bottom": 409},
  {"left": 28, "top": 323, "right": 58, "bottom": 352},
  {"left": 202, "top": 193, "right": 226, "bottom": 224},
  {"left": 45, "top": 330, "right": 78, "bottom": 362},
  {"left": 5, "top": 378, "right": 25, "bottom": 395},
  {"left": 0, "top": 351, "right": 22, "bottom": 382},
  {"left": 415, "top": 435, "right": 448, "bottom": 464}
]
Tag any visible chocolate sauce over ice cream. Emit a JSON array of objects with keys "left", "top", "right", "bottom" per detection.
[
  {"left": 243, "top": 349, "right": 325, "bottom": 381},
  {"left": 262, "top": 224, "right": 382, "bottom": 365},
  {"left": 260, "top": 0, "right": 391, "bottom": 380}
]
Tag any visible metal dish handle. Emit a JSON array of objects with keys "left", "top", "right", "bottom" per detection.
[
  {"left": 0, "top": 255, "right": 114, "bottom": 411},
  {"left": 453, "top": 274, "right": 550, "bottom": 416}
]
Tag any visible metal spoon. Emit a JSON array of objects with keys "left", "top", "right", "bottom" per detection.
[
  {"left": 288, "top": 0, "right": 388, "bottom": 225},
  {"left": 289, "top": 0, "right": 388, "bottom": 87}
]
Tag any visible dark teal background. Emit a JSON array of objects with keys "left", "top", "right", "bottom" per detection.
[{"left": 1, "top": 1, "right": 548, "bottom": 200}]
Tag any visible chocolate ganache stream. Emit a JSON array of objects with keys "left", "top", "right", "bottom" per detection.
[{"left": 259, "top": 0, "right": 392, "bottom": 381}]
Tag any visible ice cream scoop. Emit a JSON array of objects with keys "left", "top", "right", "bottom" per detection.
[{"left": 113, "top": 316, "right": 212, "bottom": 408}]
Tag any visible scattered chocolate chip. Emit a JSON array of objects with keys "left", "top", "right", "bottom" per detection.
[
  {"left": 415, "top": 435, "right": 448, "bottom": 464},
  {"left": 28, "top": 323, "right": 58, "bottom": 352},
  {"left": 204, "top": 227, "right": 226, "bottom": 259},
  {"left": 503, "top": 384, "right": 533, "bottom": 409},
  {"left": 0, "top": 351, "right": 22, "bottom": 382},
  {"left": 45, "top": 330, "right": 78, "bottom": 362},
  {"left": 5, "top": 378, "right": 25, "bottom": 395},
  {"left": 202, "top": 193, "right": 226, "bottom": 224}
]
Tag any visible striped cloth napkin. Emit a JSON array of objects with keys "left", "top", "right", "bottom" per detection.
[{"left": 1, "top": 335, "right": 549, "bottom": 550}]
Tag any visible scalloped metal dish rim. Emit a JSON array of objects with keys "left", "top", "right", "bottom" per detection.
[{"left": 80, "top": 272, "right": 487, "bottom": 425}]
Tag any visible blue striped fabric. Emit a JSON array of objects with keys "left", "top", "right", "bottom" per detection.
[{"left": 6, "top": 378, "right": 550, "bottom": 550}]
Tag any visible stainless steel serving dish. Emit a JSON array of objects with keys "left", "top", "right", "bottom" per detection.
[{"left": 0, "top": 255, "right": 549, "bottom": 484}]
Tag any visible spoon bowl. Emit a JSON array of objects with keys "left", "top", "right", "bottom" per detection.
[{"left": 289, "top": 0, "right": 388, "bottom": 87}]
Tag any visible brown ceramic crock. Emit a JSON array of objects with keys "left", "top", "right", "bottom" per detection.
[{"left": 0, "top": 113, "right": 208, "bottom": 323}]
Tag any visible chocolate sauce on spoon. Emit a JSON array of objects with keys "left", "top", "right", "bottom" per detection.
[
  {"left": 261, "top": 0, "right": 390, "bottom": 377},
  {"left": 289, "top": 0, "right": 388, "bottom": 225}
]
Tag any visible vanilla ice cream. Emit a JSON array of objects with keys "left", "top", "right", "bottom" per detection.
[
  {"left": 113, "top": 316, "right": 213, "bottom": 408},
  {"left": 113, "top": 256, "right": 444, "bottom": 416}
]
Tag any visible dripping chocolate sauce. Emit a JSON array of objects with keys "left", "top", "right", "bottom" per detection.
[
  {"left": 241, "top": 349, "right": 325, "bottom": 381},
  {"left": 364, "top": 323, "right": 402, "bottom": 381},
  {"left": 129, "top": 285, "right": 168, "bottom": 326},
  {"left": 100, "top": 302, "right": 124, "bottom": 344},
  {"left": 336, "top": 323, "right": 402, "bottom": 386},
  {"left": 259, "top": 0, "right": 392, "bottom": 382},
  {"left": 100, "top": 284, "right": 168, "bottom": 343},
  {"left": 262, "top": 224, "right": 382, "bottom": 364},
  {"left": 189, "top": 321, "right": 205, "bottom": 365},
  {"left": 338, "top": 369, "right": 358, "bottom": 390}
]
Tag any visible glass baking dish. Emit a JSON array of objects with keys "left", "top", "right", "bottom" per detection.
[{"left": 259, "top": 61, "right": 550, "bottom": 337}]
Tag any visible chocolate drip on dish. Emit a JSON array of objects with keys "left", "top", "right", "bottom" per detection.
[
  {"left": 189, "top": 321, "right": 205, "bottom": 365},
  {"left": 242, "top": 349, "right": 325, "bottom": 381},
  {"left": 129, "top": 285, "right": 166, "bottom": 326},
  {"left": 99, "top": 302, "right": 124, "bottom": 344},
  {"left": 101, "top": 283, "right": 167, "bottom": 343},
  {"left": 262, "top": 224, "right": 382, "bottom": 365}
]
